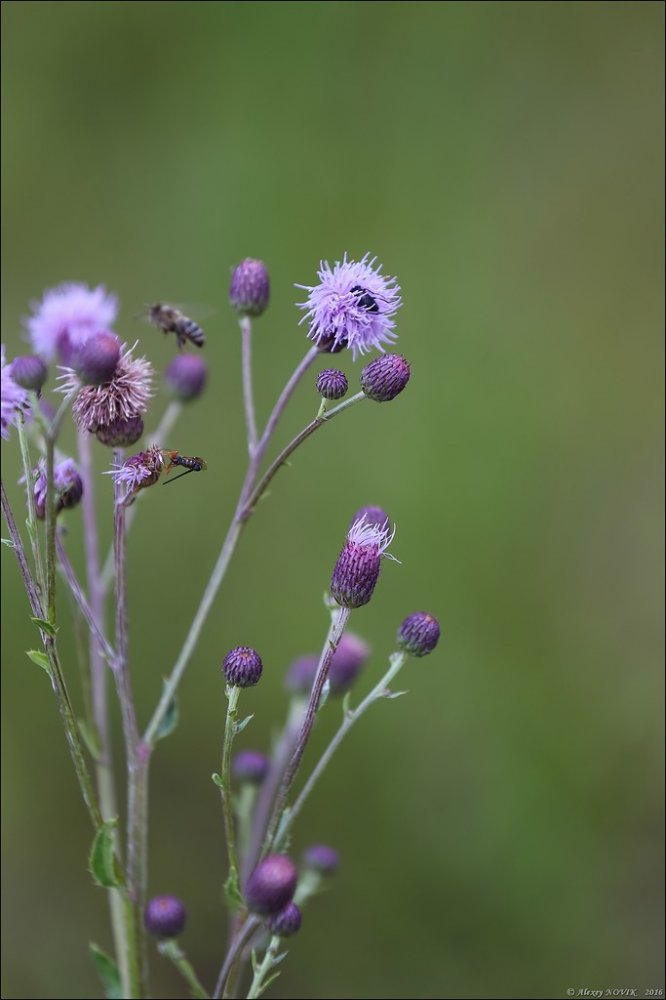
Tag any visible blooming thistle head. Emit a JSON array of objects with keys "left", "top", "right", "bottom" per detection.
[
  {"left": 144, "top": 895, "right": 187, "bottom": 939},
  {"left": 32, "top": 458, "right": 84, "bottom": 519},
  {"left": 223, "top": 646, "right": 263, "bottom": 688},
  {"left": 397, "top": 612, "right": 441, "bottom": 657},
  {"left": 25, "top": 282, "right": 118, "bottom": 363},
  {"left": 303, "top": 844, "right": 340, "bottom": 876},
  {"left": 60, "top": 341, "right": 153, "bottom": 435},
  {"left": 266, "top": 901, "right": 302, "bottom": 938},
  {"left": 232, "top": 749, "right": 270, "bottom": 785},
  {"left": 330, "top": 515, "right": 397, "bottom": 609},
  {"left": 360, "top": 353, "right": 410, "bottom": 402},
  {"left": 244, "top": 854, "right": 298, "bottom": 916},
  {"left": 11, "top": 355, "right": 48, "bottom": 393},
  {"left": 297, "top": 253, "right": 401, "bottom": 360},
  {"left": 229, "top": 258, "right": 270, "bottom": 317},
  {"left": 1, "top": 347, "right": 31, "bottom": 439},
  {"left": 106, "top": 445, "right": 164, "bottom": 504},
  {"left": 73, "top": 331, "right": 121, "bottom": 386},
  {"left": 316, "top": 368, "right": 348, "bottom": 400},
  {"left": 164, "top": 354, "right": 208, "bottom": 402}
]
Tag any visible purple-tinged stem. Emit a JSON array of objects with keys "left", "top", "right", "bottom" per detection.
[
  {"left": 212, "top": 915, "right": 260, "bottom": 1000},
  {"left": 240, "top": 316, "right": 258, "bottom": 456},
  {"left": 56, "top": 534, "right": 116, "bottom": 666},
  {"left": 256, "top": 345, "right": 319, "bottom": 454}
]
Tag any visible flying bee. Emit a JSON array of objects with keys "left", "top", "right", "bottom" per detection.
[
  {"left": 161, "top": 450, "right": 208, "bottom": 484},
  {"left": 147, "top": 303, "right": 206, "bottom": 350}
]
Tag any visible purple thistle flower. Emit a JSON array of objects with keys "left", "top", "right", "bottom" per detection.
[
  {"left": 223, "top": 646, "right": 263, "bottom": 688},
  {"left": 229, "top": 258, "right": 270, "bottom": 317},
  {"left": 397, "top": 612, "right": 441, "bottom": 657},
  {"left": 285, "top": 654, "right": 319, "bottom": 696},
  {"left": 303, "top": 844, "right": 340, "bottom": 876},
  {"left": 25, "top": 282, "right": 118, "bottom": 363},
  {"left": 106, "top": 445, "right": 164, "bottom": 503},
  {"left": 144, "top": 895, "right": 187, "bottom": 939},
  {"left": 266, "top": 901, "right": 302, "bottom": 938},
  {"left": 297, "top": 253, "right": 401, "bottom": 360},
  {"left": 1, "top": 347, "right": 31, "bottom": 440},
  {"left": 74, "top": 331, "right": 121, "bottom": 386},
  {"left": 32, "top": 457, "right": 84, "bottom": 520},
  {"left": 244, "top": 854, "right": 298, "bottom": 916},
  {"left": 232, "top": 749, "right": 270, "bottom": 785},
  {"left": 164, "top": 354, "right": 208, "bottom": 402},
  {"left": 360, "top": 353, "right": 410, "bottom": 402},
  {"left": 60, "top": 342, "right": 153, "bottom": 433},
  {"left": 330, "top": 515, "right": 397, "bottom": 609},
  {"left": 95, "top": 415, "right": 144, "bottom": 448},
  {"left": 316, "top": 368, "right": 348, "bottom": 400},
  {"left": 349, "top": 505, "right": 391, "bottom": 532},
  {"left": 11, "top": 355, "right": 48, "bottom": 393}
]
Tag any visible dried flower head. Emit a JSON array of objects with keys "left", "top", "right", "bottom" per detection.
[
  {"left": 229, "top": 258, "right": 270, "bottom": 316},
  {"left": 232, "top": 749, "right": 270, "bottom": 785},
  {"left": 223, "top": 646, "right": 263, "bottom": 688},
  {"left": 360, "top": 353, "right": 411, "bottom": 402},
  {"left": 316, "top": 368, "right": 348, "bottom": 400},
  {"left": 144, "top": 895, "right": 187, "bottom": 939},
  {"left": 303, "top": 844, "right": 340, "bottom": 876},
  {"left": 26, "top": 282, "right": 118, "bottom": 363},
  {"left": 1, "top": 347, "right": 31, "bottom": 439},
  {"left": 11, "top": 355, "right": 48, "bottom": 393},
  {"left": 244, "top": 854, "right": 298, "bottom": 916},
  {"left": 164, "top": 354, "right": 208, "bottom": 402},
  {"left": 106, "top": 445, "right": 164, "bottom": 503},
  {"left": 60, "top": 342, "right": 153, "bottom": 433},
  {"left": 32, "top": 458, "right": 84, "bottom": 519},
  {"left": 397, "top": 612, "right": 441, "bottom": 657},
  {"left": 95, "top": 415, "right": 144, "bottom": 448},
  {"left": 330, "top": 515, "right": 397, "bottom": 609},
  {"left": 297, "top": 253, "right": 401, "bottom": 360},
  {"left": 74, "top": 331, "right": 121, "bottom": 386},
  {"left": 266, "top": 901, "right": 302, "bottom": 938}
]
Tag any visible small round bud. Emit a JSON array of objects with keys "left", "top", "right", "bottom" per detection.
[
  {"left": 244, "top": 854, "right": 298, "bottom": 916},
  {"left": 229, "top": 258, "right": 270, "bottom": 317},
  {"left": 223, "top": 646, "right": 263, "bottom": 688},
  {"left": 266, "top": 901, "right": 302, "bottom": 938},
  {"left": 95, "top": 415, "right": 144, "bottom": 448},
  {"left": 165, "top": 354, "right": 207, "bottom": 402},
  {"left": 144, "top": 895, "right": 187, "bottom": 939},
  {"left": 74, "top": 331, "right": 121, "bottom": 385},
  {"left": 285, "top": 654, "right": 318, "bottom": 696},
  {"left": 12, "top": 355, "right": 48, "bottom": 392},
  {"left": 397, "top": 612, "right": 440, "bottom": 657},
  {"left": 33, "top": 458, "right": 84, "bottom": 520},
  {"left": 349, "top": 505, "right": 390, "bottom": 532},
  {"left": 329, "top": 632, "right": 370, "bottom": 695},
  {"left": 232, "top": 749, "right": 270, "bottom": 785},
  {"left": 316, "top": 369, "right": 348, "bottom": 400},
  {"left": 303, "top": 844, "right": 340, "bottom": 876},
  {"left": 360, "top": 353, "right": 410, "bottom": 402}
]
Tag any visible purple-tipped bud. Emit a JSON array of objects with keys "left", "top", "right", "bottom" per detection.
[
  {"left": 11, "top": 355, "right": 48, "bottom": 392},
  {"left": 330, "top": 517, "right": 395, "bottom": 610},
  {"left": 34, "top": 458, "right": 84, "bottom": 520},
  {"left": 229, "top": 258, "right": 270, "bottom": 317},
  {"left": 95, "top": 415, "right": 144, "bottom": 448},
  {"left": 360, "top": 353, "right": 410, "bottom": 402},
  {"left": 285, "top": 654, "right": 319, "bottom": 696},
  {"left": 397, "top": 612, "right": 441, "bottom": 657},
  {"left": 266, "top": 901, "right": 302, "bottom": 938},
  {"left": 144, "top": 895, "right": 187, "bottom": 939},
  {"left": 232, "top": 750, "right": 270, "bottom": 785},
  {"left": 165, "top": 354, "right": 207, "bottom": 402},
  {"left": 74, "top": 331, "right": 121, "bottom": 386},
  {"left": 349, "top": 505, "right": 391, "bottom": 532},
  {"left": 329, "top": 632, "right": 370, "bottom": 695},
  {"left": 316, "top": 369, "right": 348, "bottom": 400},
  {"left": 244, "top": 854, "right": 298, "bottom": 916},
  {"left": 223, "top": 646, "right": 263, "bottom": 688},
  {"left": 303, "top": 844, "right": 340, "bottom": 876}
]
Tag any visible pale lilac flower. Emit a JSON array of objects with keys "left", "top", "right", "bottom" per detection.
[
  {"left": 26, "top": 283, "right": 118, "bottom": 362},
  {"left": 59, "top": 342, "right": 153, "bottom": 433},
  {"left": 1, "top": 346, "right": 31, "bottom": 440},
  {"left": 106, "top": 445, "right": 164, "bottom": 503},
  {"left": 297, "top": 253, "right": 401, "bottom": 360}
]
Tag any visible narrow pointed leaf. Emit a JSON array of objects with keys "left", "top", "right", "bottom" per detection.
[
  {"left": 89, "top": 942, "right": 122, "bottom": 999},
  {"left": 26, "top": 649, "right": 52, "bottom": 674},
  {"left": 89, "top": 819, "right": 123, "bottom": 888},
  {"left": 30, "top": 616, "right": 58, "bottom": 637}
]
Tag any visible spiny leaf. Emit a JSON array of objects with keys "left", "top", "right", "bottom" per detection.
[
  {"left": 25, "top": 649, "right": 52, "bottom": 674},
  {"left": 89, "top": 942, "right": 122, "bottom": 1000},
  {"left": 89, "top": 819, "right": 124, "bottom": 888},
  {"left": 30, "top": 616, "right": 58, "bottom": 637}
]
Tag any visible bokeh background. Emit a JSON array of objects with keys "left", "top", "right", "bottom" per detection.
[{"left": 1, "top": 2, "right": 664, "bottom": 998}]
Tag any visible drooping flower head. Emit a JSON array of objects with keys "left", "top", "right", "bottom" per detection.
[
  {"left": 32, "top": 458, "right": 84, "bottom": 519},
  {"left": 330, "top": 515, "right": 397, "bottom": 609},
  {"left": 266, "top": 901, "right": 302, "bottom": 938},
  {"left": 144, "top": 895, "right": 187, "bottom": 939},
  {"left": 60, "top": 341, "right": 153, "bottom": 435},
  {"left": 26, "top": 282, "right": 118, "bottom": 363},
  {"left": 106, "top": 445, "right": 164, "bottom": 504},
  {"left": 1, "top": 346, "right": 31, "bottom": 440},
  {"left": 297, "top": 253, "right": 401, "bottom": 360}
]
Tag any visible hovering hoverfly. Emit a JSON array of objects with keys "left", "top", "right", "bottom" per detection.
[
  {"left": 161, "top": 450, "right": 208, "bottom": 484},
  {"left": 147, "top": 303, "right": 206, "bottom": 350}
]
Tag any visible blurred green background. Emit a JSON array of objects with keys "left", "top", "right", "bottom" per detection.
[{"left": 1, "top": 2, "right": 663, "bottom": 998}]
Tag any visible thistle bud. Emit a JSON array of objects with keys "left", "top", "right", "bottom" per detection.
[
  {"left": 232, "top": 749, "right": 270, "bottom": 785},
  {"left": 266, "top": 901, "right": 302, "bottom": 938},
  {"left": 316, "top": 369, "right": 348, "bottom": 400},
  {"left": 330, "top": 516, "right": 396, "bottom": 609},
  {"left": 95, "top": 415, "right": 144, "bottom": 448},
  {"left": 165, "top": 354, "right": 207, "bottom": 402},
  {"left": 285, "top": 654, "right": 318, "bottom": 696},
  {"left": 328, "top": 632, "right": 370, "bottom": 695},
  {"left": 11, "top": 355, "right": 48, "bottom": 393},
  {"left": 144, "top": 895, "right": 187, "bottom": 939},
  {"left": 360, "top": 353, "right": 410, "bottom": 402},
  {"left": 74, "top": 331, "right": 121, "bottom": 385},
  {"left": 229, "top": 258, "right": 270, "bottom": 317},
  {"left": 303, "top": 844, "right": 340, "bottom": 876},
  {"left": 244, "top": 854, "right": 298, "bottom": 916},
  {"left": 33, "top": 458, "right": 84, "bottom": 520},
  {"left": 223, "top": 646, "right": 263, "bottom": 688},
  {"left": 397, "top": 612, "right": 441, "bottom": 657}
]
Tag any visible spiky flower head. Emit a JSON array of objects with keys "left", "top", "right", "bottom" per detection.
[
  {"left": 244, "top": 854, "right": 298, "bottom": 916},
  {"left": 32, "top": 458, "right": 83, "bottom": 519},
  {"left": 360, "top": 353, "right": 410, "bottom": 402},
  {"left": 95, "top": 415, "right": 144, "bottom": 448},
  {"left": 106, "top": 445, "right": 164, "bottom": 504},
  {"left": 266, "top": 901, "right": 302, "bottom": 938},
  {"left": 25, "top": 282, "right": 118, "bottom": 363},
  {"left": 1, "top": 347, "right": 31, "bottom": 440},
  {"left": 223, "top": 646, "right": 263, "bottom": 688},
  {"left": 330, "top": 515, "right": 397, "bottom": 609},
  {"left": 74, "top": 331, "right": 121, "bottom": 385},
  {"left": 144, "top": 895, "right": 187, "bottom": 939},
  {"left": 232, "top": 749, "right": 270, "bottom": 785},
  {"left": 349, "top": 504, "right": 391, "bottom": 532},
  {"left": 397, "top": 612, "right": 441, "bottom": 657},
  {"left": 165, "top": 354, "right": 207, "bottom": 402},
  {"left": 303, "top": 844, "right": 340, "bottom": 876},
  {"left": 60, "top": 342, "right": 153, "bottom": 434},
  {"left": 316, "top": 368, "right": 348, "bottom": 400},
  {"left": 229, "top": 258, "right": 270, "bottom": 317},
  {"left": 297, "top": 253, "right": 401, "bottom": 360},
  {"left": 11, "top": 355, "right": 48, "bottom": 393}
]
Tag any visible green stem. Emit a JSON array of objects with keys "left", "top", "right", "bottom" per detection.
[
  {"left": 17, "top": 415, "right": 46, "bottom": 596},
  {"left": 246, "top": 936, "right": 282, "bottom": 1000},
  {"left": 221, "top": 686, "right": 242, "bottom": 890},
  {"left": 45, "top": 434, "right": 57, "bottom": 624},
  {"left": 158, "top": 939, "right": 209, "bottom": 999}
]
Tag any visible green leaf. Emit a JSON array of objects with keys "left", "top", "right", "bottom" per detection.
[
  {"left": 211, "top": 772, "right": 224, "bottom": 788},
  {"left": 89, "top": 942, "right": 122, "bottom": 1000},
  {"left": 233, "top": 713, "right": 254, "bottom": 735},
  {"left": 30, "top": 616, "right": 58, "bottom": 637},
  {"left": 224, "top": 869, "right": 244, "bottom": 911},
  {"left": 25, "top": 649, "right": 52, "bottom": 675},
  {"left": 383, "top": 689, "right": 408, "bottom": 700},
  {"left": 79, "top": 718, "right": 102, "bottom": 760},
  {"left": 89, "top": 819, "right": 124, "bottom": 888},
  {"left": 155, "top": 685, "right": 179, "bottom": 742},
  {"left": 257, "top": 971, "right": 282, "bottom": 996},
  {"left": 1, "top": 537, "right": 14, "bottom": 547}
]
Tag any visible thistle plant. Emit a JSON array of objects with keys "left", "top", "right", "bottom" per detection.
[{"left": 1, "top": 253, "right": 441, "bottom": 999}]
